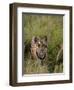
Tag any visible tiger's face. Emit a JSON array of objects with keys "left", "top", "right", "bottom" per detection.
[{"left": 31, "top": 36, "right": 47, "bottom": 60}]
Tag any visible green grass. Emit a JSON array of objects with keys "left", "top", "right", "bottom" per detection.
[
  {"left": 23, "top": 14, "right": 63, "bottom": 74},
  {"left": 24, "top": 59, "right": 49, "bottom": 74}
]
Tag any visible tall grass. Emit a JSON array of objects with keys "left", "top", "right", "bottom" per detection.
[
  {"left": 24, "top": 59, "right": 49, "bottom": 74},
  {"left": 23, "top": 14, "right": 63, "bottom": 74}
]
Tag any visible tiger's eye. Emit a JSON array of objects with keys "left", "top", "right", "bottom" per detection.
[
  {"left": 45, "top": 45, "right": 47, "bottom": 47},
  {"left": 38, "top": 43, "right": 40, "bottom": 47},
  {"left": 42, "top": 44, "right": 47, "bottom": 48}
]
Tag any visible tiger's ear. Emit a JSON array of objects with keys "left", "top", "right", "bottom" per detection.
[
  {"left": 32, "top": 36, "right": 38, "bottom": 43},
  {"left": 44, "top": 36, "right": 47, "bottom": 42},
  {"left": 34, "top": 36, "right": 38, "bottom": 43}
]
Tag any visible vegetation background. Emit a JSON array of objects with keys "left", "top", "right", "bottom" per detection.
[{"left": 23, "top": 14, "right": 63, "bottom": 74}]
